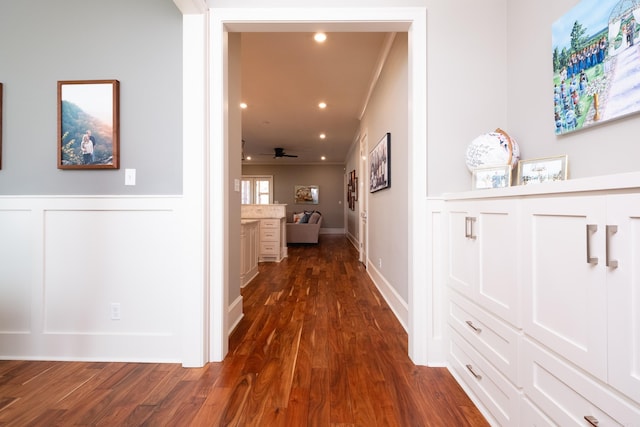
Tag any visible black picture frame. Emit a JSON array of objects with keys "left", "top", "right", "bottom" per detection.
[{"left": 369, "top": 132, "right": 390, "bottom": 192}]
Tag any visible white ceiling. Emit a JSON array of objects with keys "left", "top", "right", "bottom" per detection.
[{"left": 240, "top": 32, "right": 389, "bottom": 165}]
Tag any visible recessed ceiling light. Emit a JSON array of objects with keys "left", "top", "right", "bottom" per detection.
[
  {"left": 314, "top": 33, "right": 327, "bottom": 43},
  {"left": 319, "top": 133, "right": 326, "bottom": 139},
  {"left": 318, "top": 102, "right": 327, "bottom": 109},
  {"left": 321, "top": 156, "right": 326, "bottom": 161},
  {"left": 246, "top": 156, "right": 252, "bottom": 160},
  {"left": 240, "top": 102, "right": 247, "bottom": 109}
]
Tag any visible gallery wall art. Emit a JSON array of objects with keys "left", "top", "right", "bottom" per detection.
[{"left": 553, "top": 0, "right": 640, "bottom": 135}]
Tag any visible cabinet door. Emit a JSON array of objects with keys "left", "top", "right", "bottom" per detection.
[
  {"left": 447, "top": 200, "right": 519, "bottom": 325},
  {"left": 447, "top": 205, "right": 477, "bottom": 296},
  {"left": 475, "top": 200, "right": 519, "bottom": 326},
  {"left": 521, "top": 196, "right": 607, "bottom": 381},
  {"left": 607, "top": 194, "right": 640, "bottom": 403}
]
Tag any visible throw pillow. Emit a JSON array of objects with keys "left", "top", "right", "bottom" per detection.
[
  {"left": 308, "top": 212, "right": 321, "bottom": 224},
  {"left": 293, "top": 212, "right": 303, "bottom": 223},
  {"left": 300, "top": 213, "right": 311, "bottom": 223}
]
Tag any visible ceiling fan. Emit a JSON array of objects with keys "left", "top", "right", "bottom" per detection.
[{"left": 271, "top": 147, "right": 298, "bottom": 158}]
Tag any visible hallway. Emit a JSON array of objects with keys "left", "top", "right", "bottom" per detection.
[
  {"left": 0, "top": 235, "right": 488, "bottom": 426},
  {"left": 219, "top": 235, "right": 487, "bottom": 425}
]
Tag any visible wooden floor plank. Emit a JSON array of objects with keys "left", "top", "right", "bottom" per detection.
[{"left": 0, "top": 235, "right": 488, "bottom": 426}]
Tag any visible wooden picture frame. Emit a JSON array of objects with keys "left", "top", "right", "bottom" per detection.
[
  {"left": 471, "top": 165, "right": 512, "bottom": 190},
  {"left": 294, "top": 185, "right": 319, "bottom": 204},
  {"left": 370, "top": 132, "right": 390, "bottom": 192},
  {"left": 58, "top": 80, "right": 120, "bottom": 169},
  {"left": 517, "top": 155, "right": 568, "bottom": 185}
]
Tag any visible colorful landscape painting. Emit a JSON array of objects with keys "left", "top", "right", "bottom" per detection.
[{"left": 552, "top": 0, "right": 640, "bottom": 135}]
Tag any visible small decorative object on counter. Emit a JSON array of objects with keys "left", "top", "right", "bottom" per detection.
[{"left": 465, "top": 128, "right": 520, "bottom": 172}]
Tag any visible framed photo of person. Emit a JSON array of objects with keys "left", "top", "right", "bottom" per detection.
[{"left": 57, "top": 80, "right": 120, "bottom": 169}]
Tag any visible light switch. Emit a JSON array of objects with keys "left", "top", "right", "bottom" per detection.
[
  {"left": 125, "top": 169, "right": 136, "bottom": 186},
  {"left": 234, "top": 178, "right": 240, "bottom": 192}
]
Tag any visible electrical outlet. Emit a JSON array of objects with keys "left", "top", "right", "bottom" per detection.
[{"left": 110, "top": 303, "right": 121, "bottom": 320}]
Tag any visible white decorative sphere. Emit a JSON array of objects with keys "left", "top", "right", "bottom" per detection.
[{"left": 465, "top": 128, "right": 520, "bottom": 172}]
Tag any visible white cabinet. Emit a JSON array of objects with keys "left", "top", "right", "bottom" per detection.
[
  {"left": 520, "top": 192, "right": 640, "bottom": 422},
  {"left": 606, "top": 194, "right": 640, "bottom": 404},
  {"left": 443, "top": 180, "right": 640, "bottom": 426},
  {"left": 521, "top": 338, "right": 640, "bottom": 426},
  {"left": 445, "top": 199, "right": 522, "bottom": 425},
  {"left": 240, "top": 220, "right": 259, "bottom": 287},
  {"left": 241, "top": 204, "right": 288, "bottom": 263},
  {"left": 447, "top": 199, "right": 520, "bottom": 326},
  {"left": 258, "top": 217, "right": 286, "bottom": 262},
  {"left": 521, "top": 195, "right": 608, "bottom": 381}
]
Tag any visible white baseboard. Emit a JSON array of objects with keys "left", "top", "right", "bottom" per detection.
[
  {"left": 366, "top": 262, "right": 408, "bottom": 331},
  {"left": 228, "top": 295, "right": 244, "bottom": 334},
  {"left": 346, "top": 232, "right": 359, "bottom": 249},
  {"left": 319, "top": 227, "right": 345, "bottom": 235}
]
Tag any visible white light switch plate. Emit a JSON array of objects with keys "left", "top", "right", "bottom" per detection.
[{"left": 125, "top": 169, "right": 136, "bottom": 186}]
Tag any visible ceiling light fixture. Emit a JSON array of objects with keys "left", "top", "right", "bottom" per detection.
[
  {"left": 319, "top": 133, "right": 326, "bottom": 139},
  {"left": 240, "top": 102, "right": 247, "bottom": 109},
  {"left": 318, "top": 102, "right": 327, "bottom": 109},
  {"left": 321, "top": 156, "right": 326, "bottom": 161},
  {"left": 314, "top": 33, "right": 327, "bottom": 43}
]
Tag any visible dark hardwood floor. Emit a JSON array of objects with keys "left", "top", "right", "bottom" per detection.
[{"left": 0, "top": 235, "right": 488, "bottom": 426}]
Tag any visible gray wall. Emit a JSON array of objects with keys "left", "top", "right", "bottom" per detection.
[
  {"left": 242, "top": 164, "right": 346, "bottom": 228},
  {"left": 0, "top": 0, "right": 183, "bottom": 195},
  {"left": 360, "top": 33, "right": 408, "bottom": 300}
]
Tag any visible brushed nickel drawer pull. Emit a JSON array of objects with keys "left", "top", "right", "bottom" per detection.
[
  {"left": 586, "top": 224, "right": 598, "bottom": 265},
  {"left": 465, "top": 320, "right": 482, "bottom": 333},
  {"left": 606, "top": 225, "right": 618, "bottom": 269},
  {"left": 584, "top": 415, "right": 599, "bottom": 426},
  {"left": 465, "top": 364, "right": 482, "bottom": 380}
]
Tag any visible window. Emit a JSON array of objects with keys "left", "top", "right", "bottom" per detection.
[{"left": 241, "top": 175, "right": 273, "bottom": 204}]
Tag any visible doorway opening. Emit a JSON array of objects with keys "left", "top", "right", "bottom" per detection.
[{"left": 205, "top": 7, "right": 429, "bottom": 366}]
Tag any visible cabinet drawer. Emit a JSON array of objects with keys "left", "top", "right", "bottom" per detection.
[
  {"left": 520, "top": 397, "right": 555, "bottom": 426},
  {"left": 261, "top": 219, "right": 279, "bottom": 228},
  {"left": 521, "top": 338, "right": 640, "bottom": 426},
  {"left": 260, "top": 229, "right": 279, "bottom": 241},
  {"left": 449, "top": 327, "right": 520, "bottom": 426},
  {"left": 260, "top": 242, "right": 279, "bottom": 255},
  {"left": 448, "top": 291, "right": 520, "bottom": 385}
]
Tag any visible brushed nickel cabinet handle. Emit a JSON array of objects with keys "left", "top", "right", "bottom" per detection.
[
  {"left": 465, "top": 217, "right": 477, "bottom": 240},
  {"left": 606, "top": 225, "right": 618, "bottom": 269},
  {"left": 465, "top": 320, "right": 482, "bottom": 333},
  {"left": 584, "top": 415, "right": 599, "bottom": 426},
  {"left": 465, "top": 364, "right": 482, "bottom": 380},
  {"left": 586, "top": 224, "right": 598, "bottom": 265}
]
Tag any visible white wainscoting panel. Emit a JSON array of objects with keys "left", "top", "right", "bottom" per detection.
[
  {"left": 0, "top": 197, "right": 184, "bottom": 363},
  {"left": 0, "top": 209, "right": 35, "bottom": 333}
]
